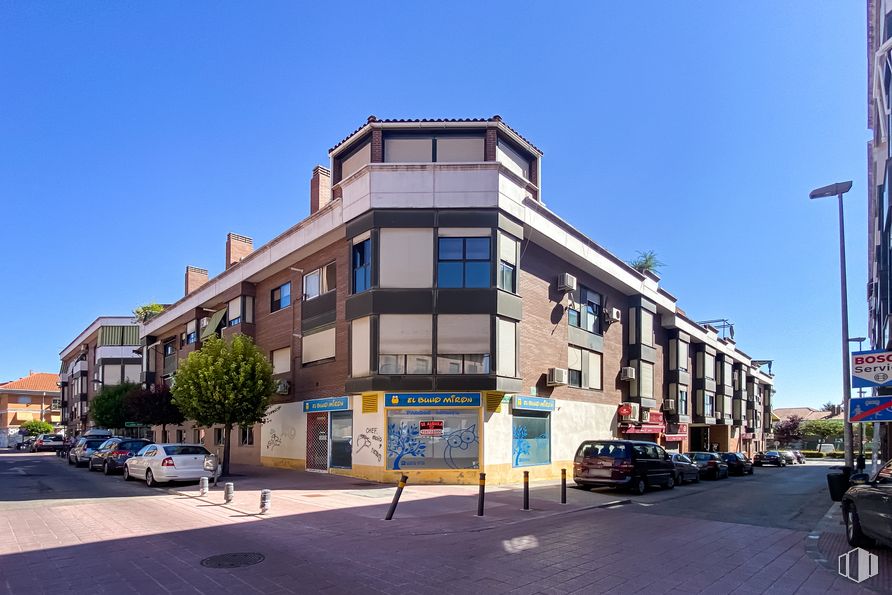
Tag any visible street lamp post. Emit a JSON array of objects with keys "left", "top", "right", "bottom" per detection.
[
  {"left": 810, "top": 180, "right": 854, "bottom": 468},
  {"left": 849, "top": 337, "right": 867, "bottom": 471}
]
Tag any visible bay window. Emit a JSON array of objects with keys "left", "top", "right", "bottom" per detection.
[
  {"left": 437, "top": 314, "right": 490, "bottom": 374},
  {"left": 568, "top": 347, "right": 583, "bottom": 387},
  {"left": 352, "top": 237, "right": 372, "bottom": 293},
  {"left": 379, "top": 315, "right": 432, "bottom": 374},
  {"left": 438, "top": 237, "right": 491, "bottom": 288}
]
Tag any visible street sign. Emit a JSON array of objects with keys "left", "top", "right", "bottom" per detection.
[
  {"left": 851, "top": 349, "right": 892, "bottom": 388},
  {"left": 124, "top": 422, "right": 146, "bottom": 428},
  {"left": 849, "top": 397, "right": 892, "bottom": 422}
]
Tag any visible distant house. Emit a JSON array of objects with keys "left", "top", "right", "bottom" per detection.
[
  {"left": 773, "top": 407, "right": 844, "bottom": 422},
  {"left": 0, "top": 372, "right": 62, "bottom": 448}
]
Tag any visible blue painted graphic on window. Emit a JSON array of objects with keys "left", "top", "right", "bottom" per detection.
[
  {"left": 512, "top": 413, "right": 550, "bottom": 468},
  {"left": 386, "top": 410, "right": 479, "bottom": 470}
]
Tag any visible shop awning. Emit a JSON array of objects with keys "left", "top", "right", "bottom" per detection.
[
  {"left": 664, "top": 434, "right": 687, "bottom": 441},
  {"left": 622, "top": 424, "right": 665, "bottom": 434},
  {"left": 200, "top": 310, "right": 226, "bottom": 340}
]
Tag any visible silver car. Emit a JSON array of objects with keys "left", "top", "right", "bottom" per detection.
[{"left": 68, "top": 437, "right": 108, "bottom": 467}]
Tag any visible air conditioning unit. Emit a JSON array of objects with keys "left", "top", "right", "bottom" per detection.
[
  {"left": 620, "top": 402, "right": 640, "bottom": 422},
  {"left": 663, "top": 399, "right": 677, "bottom": 412},
  {"left": 609, "top": 308, "right": 622, "bottom": 323},
  {"left": 620, "top": 366, "right": 636, "bottom": 381},
  {"left": 557, "top": 273, "right": 577, "bottom": 293},
  {"left": 547, "top": 367, "right": 569, "bottom": 386},
  {"left": 275, "top": 379, "right": 291, "bottom": 395}
]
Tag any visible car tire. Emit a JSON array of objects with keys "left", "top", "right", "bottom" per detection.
[
  {"left": 103, "top": 462, "right": 111, "bottom": 476},
  {"left": 145, "top": 469, "right": 156, "bottom": 488},
  {"left": 123, "top": 465, "right": 132, "bottom": 481},
  {"left": 630, "top": 477, "right": 647, "bottom": 495},
  {"left": 845, "top": 504, "right": 873, "bottom": 548},
  {"left": 88, "top": 460, "right": 96, "bottom": 472},
  {"left": 67, "top": 455, "right": 74, "bottom": 466},
  {"left": 665, "top": 475, "right": 675, "bottom": 490}
]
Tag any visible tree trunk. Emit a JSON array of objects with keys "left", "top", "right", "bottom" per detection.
[
  {"left": 222, "top": 424, "right": 233, "bottom": 476},
  {"left": 161, "top": 423, "right": 166, "bottom": 443}
]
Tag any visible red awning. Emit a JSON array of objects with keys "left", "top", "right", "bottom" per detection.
[
  {"left": 622, "top": 424, "right": 665, "bottom": 434},
  {"left": 663, "top": 434, "right": 687, "bottom": 441}
]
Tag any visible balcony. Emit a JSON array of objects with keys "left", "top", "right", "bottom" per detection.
[
  {"left": 95, "top": 345, "right": 140, "bottom": 362},
  {"left": 73, "top": 360, "right": 89, "bottom": 375}
]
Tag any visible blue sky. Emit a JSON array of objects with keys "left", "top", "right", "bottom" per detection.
[{"left": 0, "top": 3, "right": 867, "bottom": 408}]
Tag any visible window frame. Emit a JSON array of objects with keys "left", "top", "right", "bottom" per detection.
[
  {"left": 437, "top": 236, "right": 492, "bottom": 288},
  {"left": 271, "top": 282, "right": 291, "bottom": 313},
  {"left": 569, "top": 286, "right": 603, "bottom": 336},
  {"left": 303, "top": 262, "right": 336, "bottom": 300},
  {"left": 352, "top": 238, "right": 372, "bottom": 294},
  {"left": 239, "top": 426, "right": 254, "bottom": 446}
]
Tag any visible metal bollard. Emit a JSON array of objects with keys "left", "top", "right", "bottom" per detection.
[
  {"left": 199, "top": 477, "right": 209, "bottom": 496},
  {"left": 260, "top": 489, "right": 271, "bottom": 514},
  {"left": 477, "top": 473, "right": 486, "bottom": 517},
  {"left": 561, "top": 468, "right": 567, "bottom": 504},
  {"left": 224, "top": 482, "right": 234, "bottom": 504},
  {"left": 523, "top": 471, "right": 530, "bottom": 511},
  {"left": 385, "top": 475, "right": 409, "bottom": 520}
]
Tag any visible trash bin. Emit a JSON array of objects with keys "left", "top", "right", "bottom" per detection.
[{"left": 827, "top": 465, "right": 854, "bottom": 502}]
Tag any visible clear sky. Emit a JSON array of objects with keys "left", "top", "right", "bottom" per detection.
[{"left": 0, "top": 2, "right": 868, "bottom": 409}]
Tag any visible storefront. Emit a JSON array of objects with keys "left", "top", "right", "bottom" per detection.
[
  {"left": 621, "top": 410, "right": 665, "bottom": 443},
  {"left": 302, "top": 396, "right": 352, "bottom": 472},
  {"left": 663, "top": 423, "right": 688, "bottom": 453},
  {"left": 511, "top": 395, "right": 553, "bottom": 468}
]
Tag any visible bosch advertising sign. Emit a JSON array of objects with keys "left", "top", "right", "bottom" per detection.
[{"left": 851, "top": 350, "right": 892, "bottom": 388}]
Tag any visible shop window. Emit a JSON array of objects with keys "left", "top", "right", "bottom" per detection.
[
  {"left": 330, "top": 411, "right": 352, "bottom": 468},
  {"left": 240, "top": 426, "right": 254, "bottom": 446},
  {"left": 352, "top": 238, "right": 372, "bottom": 293},
  {"left": 438, "top": 237, "right": 491, "bottom": 288},
  {"left": 512, "top": 412, "right": 550, "bottom": 467},
  {"left": 568, "top": 286, "right": 602, "bottom": 335},
  {"left": 271, "top": 282, "right": 291, "bottom": 312},
  {"left": 386, "top": 410, "right": 479, "bottom": 470},
  {"left": 304, "top": 263, "right": 336, "bottom": 300}
]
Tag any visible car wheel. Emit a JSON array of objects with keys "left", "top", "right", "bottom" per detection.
[
  {"left": 845, "top": 504, "right": 873, "bottom": 548},
  {"left": 123, "top": 465, "right": 132, "bottom": 481},
  {"left": 103, "top": 462, "right": 111, "bottom": 476},
  {"left": 630, "top": 477, "right": 646, "bottom": 495},
  {"left": 145, "top": 469, "right": 156, "bottom": 488},
  {"left": 88, "top": 460, "right": 96, "bottom": 472},
  {"left": 665, "top": 475, "right": 675, "bottom": 490},
  {"left": 67, "top": 455, "right": 74, "bottom": 465}
]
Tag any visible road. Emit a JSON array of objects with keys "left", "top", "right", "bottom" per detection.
[{"left": 0, "top": 453, "right": 873, "bottom": 594}]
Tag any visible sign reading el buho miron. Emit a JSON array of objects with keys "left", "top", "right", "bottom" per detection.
[{"left": 385, "top": 393, "right": 481, "bottom": 408}]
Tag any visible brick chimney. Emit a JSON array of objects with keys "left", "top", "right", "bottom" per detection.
[
  {"left": 185, "top": 266, "right": 209, "bottom": 296},
  {"left": 225, "top": 233, "right": 253, "bottom": 269},
  {"left": 310, "top": 165, "right": 332, "bottom": 214}
]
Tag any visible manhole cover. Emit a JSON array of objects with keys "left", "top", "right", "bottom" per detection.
[{"left": 200, "top": 553, "right": 265, "bottom": 569}]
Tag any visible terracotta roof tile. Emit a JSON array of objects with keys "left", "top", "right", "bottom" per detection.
[
  {"left": 0, "top": 372, "right": 60, "bottom": 393},
  {"left": 773, "top": 407, "right": 843, "bottom": 421}
]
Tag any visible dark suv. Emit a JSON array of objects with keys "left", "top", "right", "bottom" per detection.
[
  {"left": 89, "top": 438, "right": 151, "bottom": 475},
  {"left": 721, "top": 452, "right": 754, "bottom": 476},
  {"left": 574, "top": 440, "right": 676, "bottom": 495}
]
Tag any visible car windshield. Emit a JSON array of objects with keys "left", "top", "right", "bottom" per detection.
[
  {"left": 577, "top": 442, "right": 627, "bottom": 458},
  {"left": 766, "top": 451, "right": 780, "bottom": 456},
  {"left": 163, "top": 445, "right": 210, "bottom": 456},
  {"left": 49, "top": 435, "right": 63, "bottom": 441}
]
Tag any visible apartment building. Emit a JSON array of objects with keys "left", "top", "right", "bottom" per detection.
[
  {"left": 0, "top": 372, "right": 61, "bottom": 448},
  {"left": 140, "top": 116, "right": 775, "bottom": 484},
  {"left": 59, "top": 317, "right": 142, "bottom": 433}
]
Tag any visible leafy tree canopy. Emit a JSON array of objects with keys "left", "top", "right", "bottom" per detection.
[
  {"left": 629, "top": 250, "right": 665, "bottom": 274},
  {"left": 773, "top": 415, "right": 803, "bottom": 445},
  {"left": 20, "top": 420, "right": 54, "bottom": 435},
  {"left": 90, "top": 382, "right": 137, "bottom": 430},
  {"left": 801, "top": 419, "right": 844, "bottom": 442},
  {"left": 820, "top": 401, "right": 837, "bottom": 412},
  {"left": 125, "top": 384, "right": 184, "bottom": 429},
  {"left": 133, "top": 303, "right": 165, "bottom": 323}
]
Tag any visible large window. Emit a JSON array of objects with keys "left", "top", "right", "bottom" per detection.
[
  {"left": 437, "top": 314, "right": 490, "bottom": 374},
  {"left": 676, "top": 340, "right": 689, "bottom": 372},
  {"left": 304, "top": 263, "right": 336, "bottom": 300},
  {"left": 271, "top": 282, "right": 291, "bottom": 312},
  {"left": 512, "top": 412, "right": 551, "bottom": 467},
  {"left": 569, "top": 286, "right": 602, "bottom": 335},
  {"left": 185, "top": 320, "right": 197, "bottom": 345},
  {"left": 703, "top": 353, "right": 716, "bottom": 380},
  {"left": 678, "top": 387, "right": 689, "bottom": 416},
  {"left": 438, "top": 237, "right": 491, "bottom": 288},
  {"left": 640, "top": 309, "right": 655, "bottom": 347},
  {"left": 352, "top": 238, "right": 372, "bottom": 293},
  {"left": 568, "top": 347, "right": 583, "bottom": 387},
  {"left": 383, "top": 135, "right": 484, "bottom": 163},
  {"left": 379, "top": 314, "right": 432, "bottom": 374},
  {"left": 272, "top": 347, "right": 291, "bottom": 374},
  {"left": 705, "top": 392, "right": 716, "bottom": 417},
  {"left": 379, "top": 228, "right": 433, "bottom": 288},
  {"left": 498, "top": 233, "right": 518, "bottom": 293},
  {"left": 386, "top": 409, "right": 479, "bottom": 470},
  {"left": 303, "top": 327, "right": 336, "bottom": 364},
  {"left": 638, "top": 361, "right": 654, "bottom": 398}
]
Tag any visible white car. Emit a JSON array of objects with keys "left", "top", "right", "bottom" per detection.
[{"left": 123, "top": 443, "right": 217, "bottom": 487}]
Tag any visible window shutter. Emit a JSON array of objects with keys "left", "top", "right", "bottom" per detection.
[
  {"left": 362, "top": 394, "right": 378, "bottom": 414},
  {"left": 485, "top": 393, "right": 504, "bottom": 413}
]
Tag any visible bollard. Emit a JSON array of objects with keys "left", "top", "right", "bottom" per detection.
[
  {"left": 385, "top": 475, "right": 409, "bottom": 520},
  {"left": 199, "top": 477, "right": 209, "bottom": 496},
  {"left": 523, "top": 471, "right": 530, "bottom": 511},
  {"left": 224, "top": 482, "right": 234, "bottom": 504},
  {"left": 561, "top": 468, "right": 567, "bottom": 504},
  {"left": 477, "top": 472, "right": 486, "bottom": 517},
  {"left": 260, "top": 489, "right": 271, "bottom": 514}
]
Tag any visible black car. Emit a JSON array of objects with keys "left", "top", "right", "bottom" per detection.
[
  {"left": 574, "top": 440, "right": 676, "bottom": 495},
  {"left": 89, "top": 438, "right": 151, "bottom": 475},
  {"left": 843, "top": 459, "right": 892, "bottom": 547},
  {"left": 670, "top": 453, "right": 700, "bottom": 484},
  {"left": 753, "top": 451, "right": 786, "bottom": 467},
  {"left": 721, "top": 452, "right": 754, "bottom": 476},
  {"left": 686, "top": 452, "right": 730, "bottom": 480}
]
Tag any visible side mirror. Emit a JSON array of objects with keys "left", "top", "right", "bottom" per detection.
[{"left": 850, "top": 472, "right": 871, "bottom": 485}]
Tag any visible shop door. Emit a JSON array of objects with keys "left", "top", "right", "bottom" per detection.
[
  {"left": 306, "top": 412, "right": 329, "bottom": 472},
  {"left": 330, "top": 411, "right": 353, "bottom": 468}
]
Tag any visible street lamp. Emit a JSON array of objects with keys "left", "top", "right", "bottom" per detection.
[
  {"left": 849, "top": 337, "right": 867, "bottom": 470},
  {"left": 810, "top": 180, "right": 854, "bottom": 468}
]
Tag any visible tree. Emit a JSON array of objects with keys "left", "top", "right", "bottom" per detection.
[
  {"left": 124, "top": 384, "right": 185, "bottom": 437},
  {"left": 133, "top": 303, "right": 165, "bottom": 323},
  {"left": 773, "top": 415, "right": 803, "bottom": 446},
  {"left": 20, "top": 420, "right": 54, "bottom": 435},
  {"left": 171, "top": 334, "right": 274, "bottom": 475},
  {"left": 90, "top": 383, "right": 137, "bottom": 430},
  {"left": 820, "top": 401, "right": 837, "bottom": 412},
  {"left": 629, "top": 250, "right": 665, "bottom": 275},
  {"left": 801, "top": 419, "right": 845, "bottom": 447}
]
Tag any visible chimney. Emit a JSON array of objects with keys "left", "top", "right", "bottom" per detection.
[
  {"left": 185, "top": 266, "right": 209, "bottom": 296},
  {"left": 225, "top": 233, "right": 253, "bottom": 269},
  {"left": 310, "top": 165, "right": 332, "bottom": 214}
]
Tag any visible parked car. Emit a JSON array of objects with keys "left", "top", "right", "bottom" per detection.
[
  {"left": 16, "top": 437, "right": 35, "bottom": 451},
  {"left": 124, "top": 443, "right": 217, "bottom": 487},
  {"left": 686, "top": 452, "right": 729, "bottom": 480},
  {"left": 88, "top": 438, "right": 151, "bottom": 475},
  {"left": 754, "top": 451, "right": 786, "bottom": 467},
  {"left": 30, "top": 434, "right": 64, "bottom": 452},
  {"left": 573, "top": 440, "right": 676, "bottom": 495},
  {"left": 670, "top": 453, "right": 701, "bottom": 484},
  {"left": 781, "top": 451, "right": 797, "bottom": 465},
  {"left": 842, "top": 459, "right": 892, "bottom": 547},
  {"left": 721, "top": 452, "right": 754, "bottom": 476},
  {"left": 792, "top": 450, "right": 806, "bottom": 464},
  {"left": 68, "top": 437, "right": 108, "bottom": 467}
]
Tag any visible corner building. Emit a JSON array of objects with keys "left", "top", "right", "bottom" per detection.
[{"left": 141, "top": 116, "right": 774, "bottom": 484}]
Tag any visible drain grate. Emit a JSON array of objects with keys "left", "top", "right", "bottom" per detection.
[{"left": 200, "top": 553, "right": 265, "bottom": 569}]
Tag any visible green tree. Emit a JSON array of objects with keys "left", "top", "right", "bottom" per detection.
[
  {"left": 20, "top": 420, "right": 54, "bottom": 435},
  {"left": 773, "top": 415, "right": 803, "bottom": 446},
  {"left": 124, "top": 384, "right": 184, "bottom": 437},
  {"left": 801, "top": 419, "right": 844, "bottom": 448},
  {"left": 820, "top": 401, "right": 837, "bottom": 412},
  {"left": 133, "top": 303, "right": 165, "bottom": 323},
  {"left": 90, "top": 382, "right": 136, "bottom": 430},
  {"left": 171, "top": 334, "right": 274, "bottom": 475},
  {"left": 629, "top": 250, "right": 665, "bottom": 275}
]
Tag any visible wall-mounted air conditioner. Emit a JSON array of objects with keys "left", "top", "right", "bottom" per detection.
[
  {"left": 620, "top": 366, "right": 636, "bottom": 381},
  {"left": 547, "top": 367, "right": 569, "bottom": 386},
  {"left": 609, "top": 308, "right": 622, "bottom": 323},
  {"left": 557, "top": 273, "right": 577, "bottom": 293},
  {"left": 275, "top": 379, "right": 291, "bottom": 395}
]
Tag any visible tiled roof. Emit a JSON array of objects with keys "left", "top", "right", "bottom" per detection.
[
  {"left": 328, "top": 115, "right": 542, "bottom": 154},
  {"left": 0, "top": 372, "right": 60, "bottom": 393},
  {"left": 773, "top": 407, "right": 843, "bottom": 421}
]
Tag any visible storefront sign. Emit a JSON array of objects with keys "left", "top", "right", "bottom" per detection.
[
  {"left": 302, "top": 396, "right": 350, "bottom": 413},
  {"left": 386, "top": 393, "right": 481, "bottom": 408},
  {"left": 647, "top": 411, "right": 664, "bottom": 424},
  {"left": 623, "top": 424, "right": 664, "bottom": 434},
  {"left": 512, "top": 395, "right": 555, "bottom": 412},
  {"left": 852, "top": 349, "right": 892, "bottom": 388},
  {"left": 419, "top": 420, "right": 444, "bottom": 436}
]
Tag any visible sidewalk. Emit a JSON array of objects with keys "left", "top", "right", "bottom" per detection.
[{"left": 168, "top": 463, "right": 630, "bottom": 536}]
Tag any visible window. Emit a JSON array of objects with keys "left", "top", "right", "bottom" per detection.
[
  {"left": 175, "top": 430, "right": 184, "bottom": 443},
  {"left": 705, "top": 393, "right": 716, "bottom": 417},
  {"left": 568, "top": 347, "right": 583, "bottom": 387},
  {"left": 640, "top": 309, "right": 655, "bottom": 347},
  {"left": 303, "top": 327, "right": 336, "bottom": 364},
  {"left": 214, "top": 428, "right": 224, "bottom": 446},
  {"left": 330, "top": 411, "right": 353, "bottom": 468},
  {"left": 185, "top": 320, "right": 197, "bottom": 345},
  {"left": 569, "top": 286, "right": 602, "bottom": 335},
  {"left": 271, "top": 282, "right": 291, "bottom": 312},
  {"left": 722, "top": 361, "right": 733, "bottom": 386},
  {"left": 437, "top": 314, "right": 489, "bottom": 375},
  {"left": 512, "top": 412, "right": 550, "bottom": 467},
  {"left": 340, "top": 141, "right": 371, "bottom": 180},
  {"left": 588, "top": 351, "right": 602, "bottom": 390},
  {"left": 386, "top": 409, "right": 479, "bottom": 470},
  {"left": 438, "top": 237, "right": 491, "bottom": 288},
  {"left": 352, "top": 238, "right": 372, "bottom": 293},
  {"left": 379, "top": 315, "right": 432, "bottom": 374},
  {"left": 383, "top": 135, "right": 484, "bottom": 163},
  {"left": 703, "top": 353, "right": 716, "bottom": 380},
  {"left": 678, "top": 387, "right": 689, "bottom": 416},
  {"left": 379, "top": 228, "right": 433, "bottom": 288},
  {"left": 303, "top": 263, "right": 336, "bottom": 300},
  {"left": 496, "top": 318, "right": 516, "bottom": 377},
  {"left": 351, "top": 317, "right": 371, "bottom": 377},
  {"left": 272, "top": 347, "right": 291, "bottom": 374},
  {"left": 228, "top": 297, "right": 241, "bottom": 326},
  {"left": 240, "top": 426, "right": 254, "bottom": 446},
  {"left": 498, "top": 233, "right": 518, "bottom": 293},
  {"left": 496, "top": 139, "right": 531, "bottom": 180},
  {"left": 677, "top": 341, "right": 689, "bottom": 372},
  {"left": 193, "top": 429, "right": 202, "bottom": 444},
  {"left": 638, "top": 362, "right": 654, "bottom": 398},
  {"left": 163, "top": 341, "right": 176, "bottom": 357}
]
